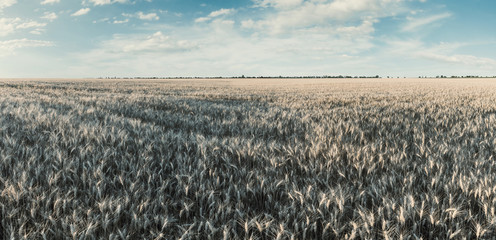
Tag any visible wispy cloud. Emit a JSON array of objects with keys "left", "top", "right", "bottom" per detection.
[
  {"left": 72, "top": 8, "right": 91, "bottom": 17},
  {"left": 0, "top": 18, "right": 47, "bottom": 36},
  {"left": 75, "top": 17, "right": 378, "bottom": 77},
  {"left": 122, "top": 12, "right": 159, "bottom": 21},
  {"left": 403, "top": 12, "right": 452, "bottom": 32},
  {"left": 0, "top": 38, "right": 53, "bottom": 56},
  {"left": 209, "top": 8, "right": 234, "bottom": 18},
  {"left": 41, "top": 12, "right": 58, "bottom": 21},
  {"left": 244, "top": 0, "right": 404, "bottom": 35},
  {"left": 0, "top": 18, "right": 18, "bottom": 36},
  {"left": 195, "top": 8, "right": 235, "bottom": 23},
  {"left": 71, "top": 0, "right": 396, "bottom": 76},
  {"left": 0, "top": 0, "right": 16, "bottom": 10},
  {"left": 92, "top": 17, "right": 109, "bottom": 24},
  {"left": 195, "top": 17, "right": 210, "bottom": 23},
  {"left": 95, "top": 31, "right": 197, "bottom": 54},
  {"left": 419, "top": 53, "right": 496, "bottom": 69},
  {"left": 254, "top": 0, "right": 303, "bottom": 9},
  {"left": 137, "top": 12, "right": 159, "bottom": 21},
  {"left": 16, "top": 21, "right": 47, "bottom": 29},
  {"left": 385, "top": 39, "right": 496, "bottom": 70},
  {"left": 113, "top": 19, "right": 129, "bottom": 24},
  {"left": 87, "top": 0, "right": 127, "bottom": 6},
  {"left": 41, "top": 0, "right": 60, "bottom": 5}
]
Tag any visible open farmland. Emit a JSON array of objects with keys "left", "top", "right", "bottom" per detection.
[{"left": 1, "top": 78, "right": 496, "bottom": 239}]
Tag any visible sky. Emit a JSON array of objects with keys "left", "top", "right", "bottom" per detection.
[{"left": 0, "top": 0, "right": 495, "bottom": 78}]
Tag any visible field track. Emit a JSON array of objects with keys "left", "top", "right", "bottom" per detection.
[{"left": 1, "top": 78, "right": 496, "bottom": 239}]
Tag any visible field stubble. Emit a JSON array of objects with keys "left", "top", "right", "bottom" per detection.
[{"left": 1, "top": 78, "right": 496, "bottom": 239}]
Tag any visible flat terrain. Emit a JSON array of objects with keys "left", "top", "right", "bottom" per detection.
[{"left": 1, "top": 78, "right": 496, "bottom": 239}]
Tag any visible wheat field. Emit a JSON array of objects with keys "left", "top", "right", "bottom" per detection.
[{"left": 1, "top": 78, "right": 496, "bottom": 239}]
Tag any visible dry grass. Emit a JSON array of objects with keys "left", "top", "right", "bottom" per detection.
[{"left": 1, "top": 78, "right": 496, "bottom": 239}]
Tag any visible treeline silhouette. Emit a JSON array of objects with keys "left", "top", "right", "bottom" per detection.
[
  {"left": 101, "top": 75, "right": 382, "bottom": 79},
  {"left": 99, "top": 75, "right": 496, "bottom": 79}
]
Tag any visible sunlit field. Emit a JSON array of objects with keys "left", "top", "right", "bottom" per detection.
[{"left": 1, "top": 78, "right": 496, "bottom": 239}]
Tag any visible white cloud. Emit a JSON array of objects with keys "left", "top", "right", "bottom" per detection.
[
  {"left": 0, "top": 18, "right": 47, "bottom": 36},
  {"left": 75, "top": 17, "right": 378, "bottom": 77},
  {"left": 93, "top": 17, "right": 109, "bottom": 23},
  {"left": 41, "top": 12, "right": 58, "bottom": 21},
  {"left": 122, "top": 12, "right": 159, "bottom": 21},
  {"left": 30, "top": 29, "right": 44, "bottom": 35},
  {"left": 137, "top": 12, "right": 159, "bottom": 20},
  {"left": 41, "top": 0, "right": 59, "bottom": 5},
  {"left": 241, "top": 19, "right": 255, "bottom": 28},
  {"left": 0, "top": 39, "right": 53, "bottom": 57},
  {"left": 254, "top": 0, "right": 303, "bottom": 9},
  {"left": 195, "top": 8, "right": 235, "bottom": 23},
  {"left": 16, "top": 21, "right": 47, "bottom": 29},
  {"left": 195, "top": 17, "right": 210, "bottom": 23},
  {"left": 70, "top": 0, "right": 406, "bottom": 77},
  {"left": 337, "top": 19, "right": 376, "bottom": 36},
  {"left": 113, "top": 19, "right": 128, "bottom": 24},
  {"left": 418, "top": 53, "right": 496, "bottom": 69},
  {"left": 208, "top": 8, "right": 234, "bottom": 18},
  {"left": 77, "top": 0, "right": 404, "bottom": 75},
  {"left": 403, "top": 12, "right": 451, "bottom": 32},
  {"left": 96, "top": 31, "right": 197, "bottom": 54},
  {"left": 88, "top": 0, "right": 127, "bottom": 6},
  {"left": 245, "top": 0, "right": 404, "bottom": 35},
  {"left": 72, "top": 8, "right": 91, "bottom": 16},
  {"left": 0, "top": 0, "right": 16, "bottom": 10},
  {"left": 384, "top": 39, "right": 496, "bottom": 71},
  {"left": 0, "top": 18, "right": 18, "bottom": 36}
]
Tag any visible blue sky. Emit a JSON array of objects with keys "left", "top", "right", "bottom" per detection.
[{"left": 0, "top": 0, "right": 495, "bottom": 77}]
